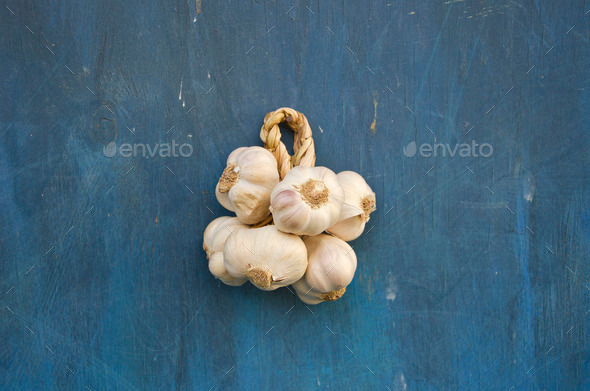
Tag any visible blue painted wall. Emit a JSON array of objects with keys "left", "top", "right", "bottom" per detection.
[{"left": 1, "top": 1, "right": 589, "bottom": 389}]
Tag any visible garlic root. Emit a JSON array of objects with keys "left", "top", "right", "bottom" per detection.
[
  {"left": 318, "top": 287, "right": 346, "bottom": 302},
  {"left": 246, "top": 267, "right": 273, "bottom": 289}
]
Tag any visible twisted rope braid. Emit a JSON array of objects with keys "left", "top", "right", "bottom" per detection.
[{"left": 260, "top": 107, "right": 316, "bottom": 179}]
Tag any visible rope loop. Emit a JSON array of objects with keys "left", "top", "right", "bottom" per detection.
[{"left": 259, "top": 107, "right": 316, "bottom": 179}]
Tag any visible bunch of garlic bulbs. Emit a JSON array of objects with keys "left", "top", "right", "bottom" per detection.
[{"left": 202, "top": 108, "right": 376, "bottom": 305}]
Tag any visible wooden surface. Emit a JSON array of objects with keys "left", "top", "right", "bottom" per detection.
[{"left": 1, "top": 1, "right": 589, "bottom": 389}]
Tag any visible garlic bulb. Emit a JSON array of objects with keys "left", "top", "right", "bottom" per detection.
[
  {"left": 203, "top": 216, "right": 249, "bottom": 286},
  {"left": 270, "top": 166, "right": 344, "bottom": 236},
  {"left": 223, "top": 225, "right": 307, "bottom": 291},
  {"left": 215, "top": 146, "right": 280, "bottom": 224},
  {"left": 292, "top": 234, "right": 357, "bottom": 305},
  {"left": 327, "top": 171, "right": 376, "bottom": 241}
]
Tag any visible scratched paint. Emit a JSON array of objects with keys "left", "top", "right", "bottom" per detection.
[{"left": 1, "top": 1, "right": 589, "bottom": 390}]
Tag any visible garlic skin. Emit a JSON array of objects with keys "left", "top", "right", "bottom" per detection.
[
  {"left": 270, "top": 166, "right": 344, "bottom": 236},
  {"left": 327, "top": 171, "right": 376, "bottom": 241},
  {"left": 215, "top": 146, "right": 280, "bottom": 225},
  {"left": 203, "top": 216, "right": 249, "bottom": 286},
  {"left": 208, "top": 253, "right": 244, "bottom": 287},
  {"left": 292, "top": 234, "right": 357, "bottom": 305},
  {"left": 223, "top": 225, "right": 308, "bottom": 291}
]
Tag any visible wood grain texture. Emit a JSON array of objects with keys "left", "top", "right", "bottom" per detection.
[{"left": 1, "top": 0, "right": 589, "bottom": 389}]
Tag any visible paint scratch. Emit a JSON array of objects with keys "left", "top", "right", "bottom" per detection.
[
  {"left": 386, "top": 283, "right": 397, "bottom": 301},
  {"left": 386, "top": 273, "right": 397, "bottom": 302},
  {"left": 196, "top": 0, "right": 202, "bottom": 15},
  {"left": 370, "top": 96, "right": 378, "bottom": 134},
  {"left": 523, "top": 173, "right": 535, "bottom": 202}
]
